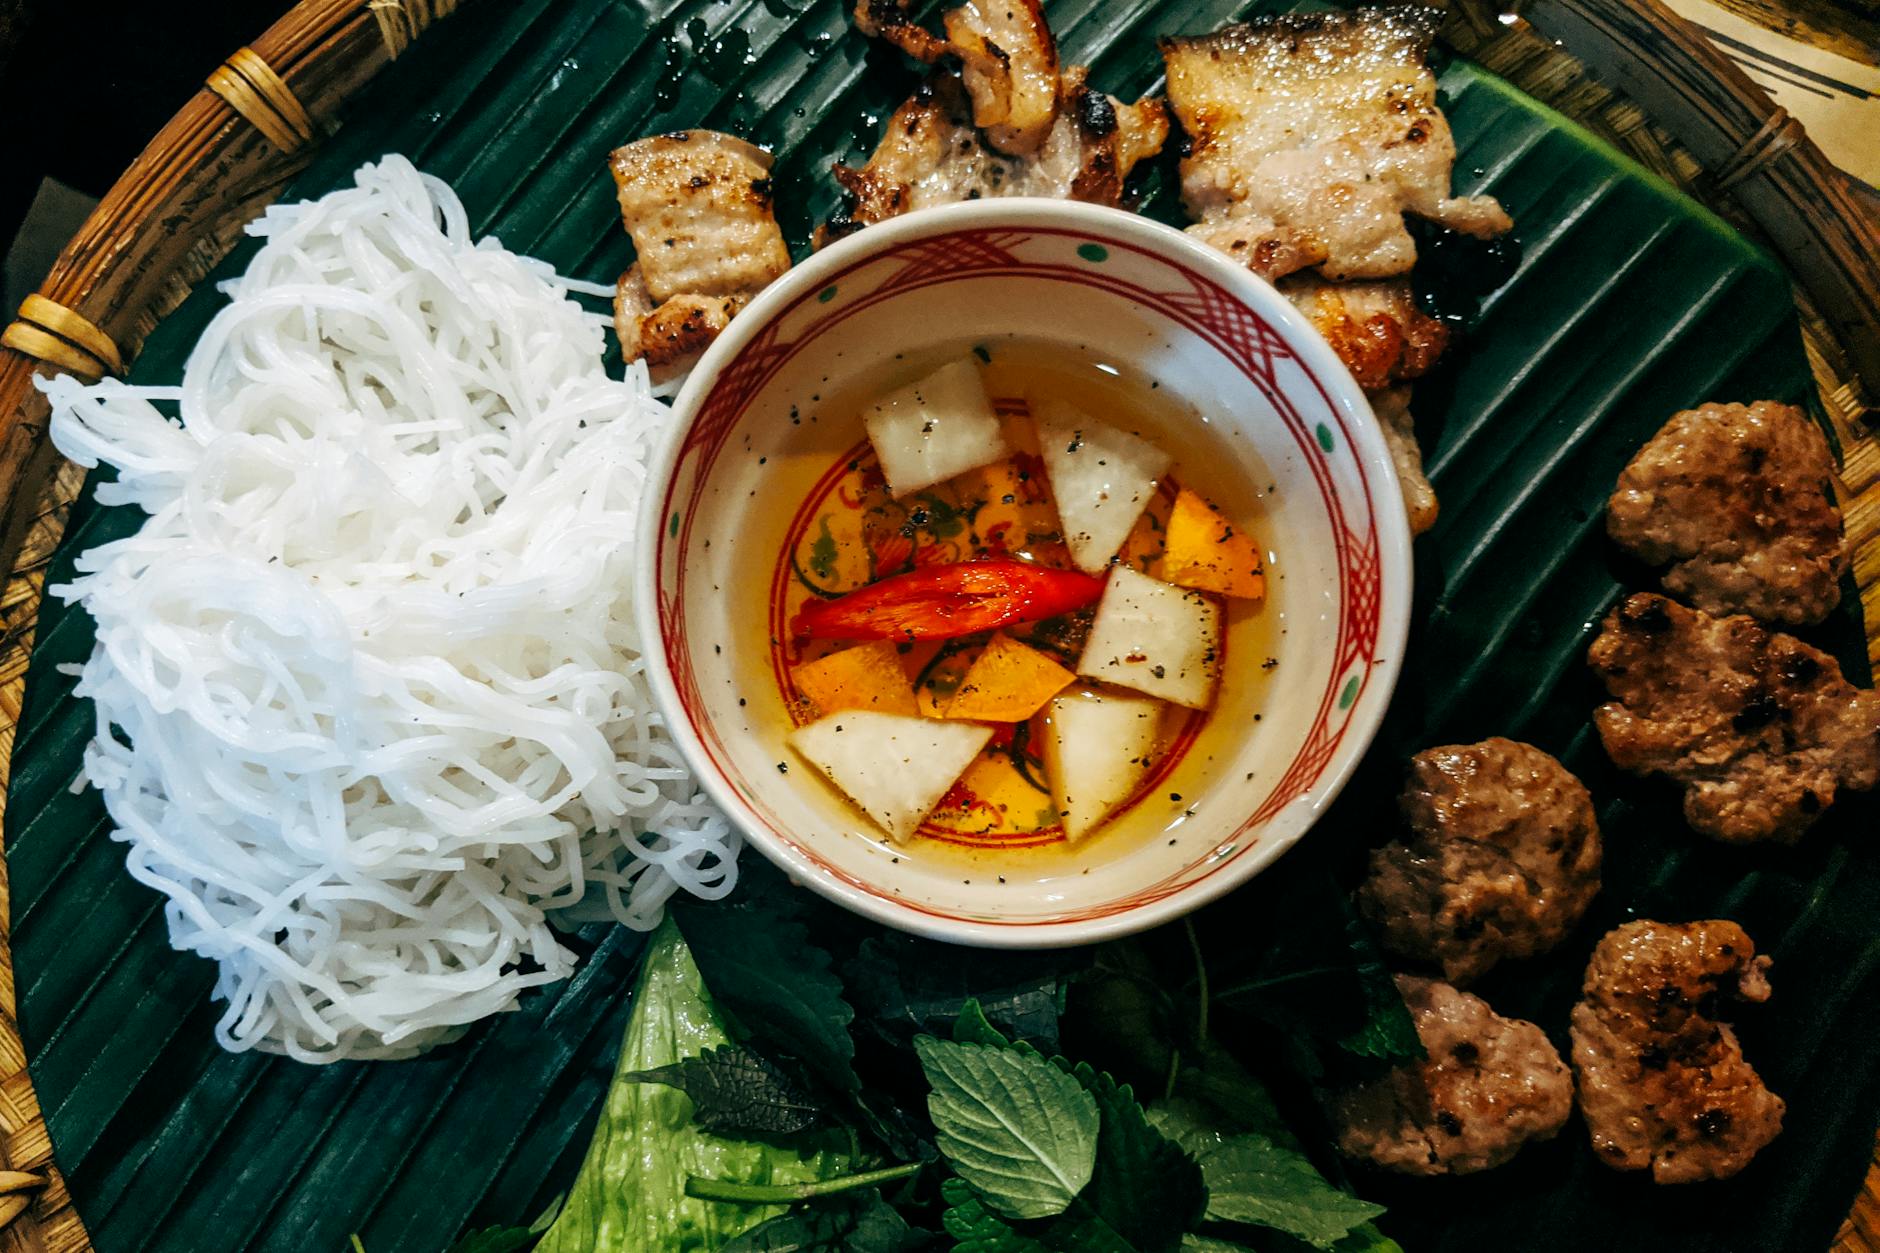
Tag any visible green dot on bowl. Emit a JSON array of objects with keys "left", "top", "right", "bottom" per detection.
[
  {"left": 818, "top": 284, "right": 838, "bottom": 303},
  {"left": 1339, "top": 674, "right": 1361, "bottom": 710},
  {"left": 1076, "top": 243, "right": 1109, "bottom": 263},
  {"left": 1316, "top": 423, "right": 1335, "bottom": 453}
]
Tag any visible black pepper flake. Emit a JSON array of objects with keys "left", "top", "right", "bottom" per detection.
[
  {"left": 776, "top": 762, "right": 789, "bottom": 773},
  {"left": 1169, "top": 792, "right": 1182, "bottom": 802}
]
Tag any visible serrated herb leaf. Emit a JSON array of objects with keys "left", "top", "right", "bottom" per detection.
[
  {"left": 1332, "top": 908, "right": 1420, "bottom": 1063},
  {"left": 1210, "top": 872, "right": 1421, "bottom": 1067},
  {"left": 623, "top": 1044, "right": 825, "bottom": 1136},
  {"left": 952, "top": 999, "right": 1013, "bottom": 1048},
  {"left": 939, "top": 1179, "right": 1136, "bottom": 1253},
  {"left": 846, "top": 936, "right": 1077, "bottom": 1054},
  {"left": 1148, "top": 1103, "right": 1385, "bottom": 1250},
  {"left": 720, "top": 1189, "right": 928, "bottom": 1252},
  {"left": 915, "top": 1037, "right": 1098, "bottom": 1220},
  {"left": 677, "top": 902, "right": 860, "bottom": 1092},
  {"left": 947, "top": 1000, "right": 1204, "bottom": 1250},
  {"left": 1180, "top": 1237, "right": 1254, "bottom": 1253},
  {"left": 941, "top": 1180, "right": 1053, "bottom": 1253},
  {"left": 1332, "top": 1225, "right": 1404, "bottom": 1253},
  {"left": 1198, "top": 1135, "right": 1383, "bottom": 1249},
  {"left": 1058, "top": 1059, "right": 1205, "bottom": 1252}
]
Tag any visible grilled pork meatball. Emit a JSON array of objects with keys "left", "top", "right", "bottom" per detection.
[
  {"left": 1608, "top": 401, "right": 1846, "bottom": 626},
  {"left": 1587, "top": 593, "right": 1880, "bottom": 843},
  {"left": 1332, "top": 975, "right": 1572, "bottom": 1175},
  {"left": 1357, "top": 739, "right": 1601, "bottom": 984},
  {"left": 1570, "top": 919, "right": 1784, "bottom": 1183}
]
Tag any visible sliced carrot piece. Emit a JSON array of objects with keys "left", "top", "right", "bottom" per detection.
[
  {"left": 794, "top": 641, "right": 918, "bottom": 717},
  {"left": 940, "top": 632, "right": 1075, "bottom": 722},
  {"left": 1162, "top": 488, "right": 1265, "bottom": 600}
]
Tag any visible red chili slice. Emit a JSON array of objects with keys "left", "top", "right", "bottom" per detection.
[{"left": 795, "top": 559, "right": 1107, "bottom": 641}]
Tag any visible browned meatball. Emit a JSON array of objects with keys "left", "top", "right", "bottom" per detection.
[
  {"left": 1332, "top": 975, "right": 1572, "bottom": 1176},
  {"left": 1570, "top": 920, "right": 1784, "bottom": 1184},
  {"left": 1607, "top": 401, "right": 1846, "bottom": 626},
  {"left": 1357, "top": 739, "right": 1601, "bottom": 984},
  {"left": 1587, "top": 593, "right": 1880, "bottom": 843}
]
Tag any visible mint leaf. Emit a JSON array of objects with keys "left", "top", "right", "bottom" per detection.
[
  {"left": 1194, "top": 1135, "right": 1383, "bottom": 1249},
  {"left": 1149, "top": 1103, "right": 1384, "bottom": 1250},
  {"left": 941, "top": 1179, "right": 1053, "bottom": 1253},
  {"left": 841, "top": 1192, "right": 928, "bottom": 1253},
  {"left": 1333, "top": 1225, "right": 1404, "bottom": 1253},
  {"left": 1058, "top": 1060, "right": 1204, "bottom": 1251},
  {"left": 623, "top": 1044, "right": 825, "bottom": 1136},
  {"left": 915, "top": 1037, "right": 1098, "bottom": 1219},
  {"left": 846, "top": 937, "right": 1077, "bottom": 1054},
  {"left": 720, "top": 1189, "right": 926, "bottom": 1252},
  {"left": 952, "top": 999, "right": 1013, "bottom": 1048},
  {"left": 940, "top": 1179, "right": 1134, "bottom": 1253},
  {"left": 1210, "top": 872, "right": 1420, "bottom": 1067},
  {"left": 1180, "top": 1238, "right": 1254, "bottom": 1253},
  {"left": 1332, "top": 909, "right": 1419, "bottom": 1063},
  {"left": 677, "top": 902, "right": 859, "bottom": 1092},
  {"left": 947, "top": 1000, "right": 1203, "bottom": 1250}
]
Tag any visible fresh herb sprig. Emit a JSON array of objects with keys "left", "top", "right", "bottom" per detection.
[{"left": 432, "top": 855, "right": 1411, "bottom": 1253}]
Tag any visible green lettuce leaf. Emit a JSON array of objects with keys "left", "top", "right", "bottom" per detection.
[
  {"left": 445, "top": 1229, "right": 536, "bottom": 1253},
  {"left": 536, "top": 918, "right": 850, "bottom": 1253},
  {"left": 915, "top": 1037, "right": 1098, "bottom": 1220}
]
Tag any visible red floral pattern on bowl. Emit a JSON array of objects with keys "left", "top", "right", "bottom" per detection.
[{"left": 636, "top": 200, "right": 1411, "bottom": 947}]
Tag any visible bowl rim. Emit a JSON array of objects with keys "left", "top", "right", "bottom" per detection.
[{"left": 635, "top": 197, "right": 1413, "bottom": 948}]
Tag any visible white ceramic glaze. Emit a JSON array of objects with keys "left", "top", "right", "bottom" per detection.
[{"left": 636, "top": 199, "right": 1412, "bottom": 946}]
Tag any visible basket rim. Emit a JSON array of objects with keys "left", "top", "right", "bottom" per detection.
[{"left": 0, "top": 0, "right": 1876, "bottom": 1249}]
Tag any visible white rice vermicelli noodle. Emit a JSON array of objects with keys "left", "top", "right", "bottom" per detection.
[{"left": 38, "top": 155, "right": 740, "bottom": 1062}]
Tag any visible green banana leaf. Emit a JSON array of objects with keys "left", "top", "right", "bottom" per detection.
[{"left": 8, "top": 1, "right": 1876, "bottom": 1251}]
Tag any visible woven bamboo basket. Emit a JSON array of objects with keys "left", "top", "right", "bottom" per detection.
[{"left": 0, "top": 0, "right": 1875, "bottom": 1247}]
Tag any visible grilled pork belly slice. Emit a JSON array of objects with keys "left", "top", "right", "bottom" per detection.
[
  {"left": 1370, "top": 385, "right": 1439, "bottom": 536},
  {"left": 1282, "top": 275, "right": 1449, "bottom": 392},
  {"left": 818, "top": 71, "right": 1168, "bottom": 245},
  {"left": 1161, "top": 6, "right": 1511, "bottom": 282},
  {"left": 855, "top": 0, "right": 1061, "bottom": 156},
  {"left": 609, "top": 131, "right": 791, "bottom": 381}
]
